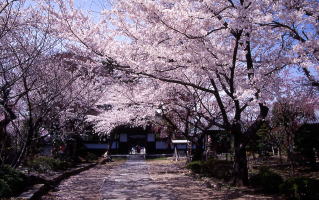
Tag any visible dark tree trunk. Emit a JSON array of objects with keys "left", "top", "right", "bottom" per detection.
[
  {"left": 0, "top": 104, "right": 17, "bottom": 165},
  {"left": 232, "top": 123, "right": 249, "bottom": 186},
  {"left": 13, "top": 121, "right": 35, "bottom": 168},
  {"left": 231, "top": 104, "right": 269, "bottom": 186},
  {"left": 233, "top": 143, "right": 249, "bottom": 186},
  {"left": 278, "top": 147, "right": 283, "bottom": 164},
  {"left": 192, "top": 146, "right": 205, "bottom": 161},
  {"left": 0, "top": 125, "right": 8, "bottom": 165},
  {"left": 107, "top": 138, "right": 113, "bottom": 155},
  {"left": 192, "top": 137, "right": 205, "bottom": 161}
]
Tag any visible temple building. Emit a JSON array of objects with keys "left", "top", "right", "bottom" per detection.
[{"left": 82, "top": 126, "right": 176, "bottom": 155}]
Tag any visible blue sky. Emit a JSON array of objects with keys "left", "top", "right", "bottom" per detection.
[{"left": 74, "top": 0, "right": 111, "bottom": 11}]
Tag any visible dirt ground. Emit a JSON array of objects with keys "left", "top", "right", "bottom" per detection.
[
  {"left": 147, "top": 158, "right": 280, "bottom": 200},
  {"left": 248, "top": 157, "right": 319, "bottom": 180}
]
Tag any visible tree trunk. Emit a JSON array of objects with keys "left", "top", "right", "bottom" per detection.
[
  {"left": 107, "top": 139, "right": 113, "bottom": 155},
  {"left": 0, "top": 107, "right": 16, "bottom": 166},
  {"left": 107, "top": 132, "right": 116, "bottom": 156},
  {"left": 13, "top": 122, "right": 35, "bottom": 168},
  {"left": 232, "top": 124, "right": 249, "bottom": 186},
  {"left": 232, "top": 103, "right": 269, "bottom": 185},
  {"left": 0, "top": 125, "right": 8, "bottom": 165},
  {"left": 187, "top": 141, "right": 192, "bottom": 162},
  {"left": 278, "top": 147, "right": 283, "bottom": 164},
  {"left": 192, "top": 137, "right": 205, "bottom": 161},
  {"left": 286, "top": 131, "right": 296, "bottom": 175}
]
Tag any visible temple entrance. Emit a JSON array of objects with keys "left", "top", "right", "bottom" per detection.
[
  {"left": 128, "top": 133, "right": 147, "bottom": 154},
  {"left": 114, "top": 126, "right": 156, "bottom": 154}
]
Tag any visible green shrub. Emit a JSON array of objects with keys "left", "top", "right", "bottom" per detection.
[
  {"left": 203, "top": 159, "right": 233, "bottom": 180},
  {"left": 27, "top": 156, "right": 71, "bottom": 172},
  {"left": 0, "top": 179, "right": 12, "bottom": 197},
  {"left": 279, "top": 177, "right": 319, "bottom": 200},
  {"left": 186, "top": 161, "right": 203, "bottom": 173},
  {"left": 250, "top": 167, "right": 283, "bottom": 193},
  {"left": 85, "top": 152, "right": 98, "bottom": 161},
  {"left": 0, "top": 165, "right": 26, "bottom": 198},
  {"left": 187, "top": 159, "right": 233, "bottom": 180}
]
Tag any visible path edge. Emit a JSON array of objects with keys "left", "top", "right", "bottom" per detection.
[{"left": 17, "top": 163, "right": 98, "bottom": 200}]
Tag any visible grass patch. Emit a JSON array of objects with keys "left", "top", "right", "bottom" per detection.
[
  {"left": 249, "top": 167, "right": 319, "bottom": 198},
  {"left": 0, "top": 165, "right": 27, "bottom": 198},
  {"left": 279, "top": 177, "right": 319, "bottom": 200},
  {"left": 111, "top": 157, "right": 128, "bottom": 161},
  {"left": 26, "top": 156, "right": 72, "bottom": 173},
  {"left": 146, "top": 157, "right": 168, "bottom": 161},
  {"left": 249, "top": 167, "right": 284, "bottom": 193},
  {"left": 84, "top": 152, "right": 99, "bottom": 162}
]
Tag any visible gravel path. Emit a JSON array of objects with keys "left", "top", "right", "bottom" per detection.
[
  {"left": 41, "top": 156, "right": 276, "bottom": 200},
  {"left": 41, "top": 162, "right": 122, "bottom": 200},
  {"left": 101, "top": 156, "right": 164, "bottom": 199}
]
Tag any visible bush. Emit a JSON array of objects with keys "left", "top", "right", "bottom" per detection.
[
  {"left": 203, "top": 159, "right": 233, "bottom": 180},
  {"left": 27, "top": 156, "right": 72, "bottom": 172},
  {"left": 279, "top": 177, "right": 319, "bottom": 200},
  {"left": 85, "top": 152, "right": 98, "bottom": 162},
  {"left": 0, "top": 165, "right": 26, "bottom": 198},
  {"left": 0, "top": 179, "right": 12, "bottom": 197},
  {"left": 187, "top": 159, "right": 233, "bottom": 180},
  {"left": 250, "top": 167, "right": 283, "bottom": 193},
  {"left": 186, "top": 161, "right": 203, "bottom": 173}
]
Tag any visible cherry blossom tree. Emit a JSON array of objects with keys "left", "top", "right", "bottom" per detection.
[
  {"left": 0, "top": 0, "right": 106, "bottom": 166},
  {"left": 154, "top": 83, "right": 222, "bottom": 160},
  {"left": 41, "top": 0, "right": 319, "bottom": 185},
  {"left": 12, "top": 51, "right": 106, "bottom": 166},
  {"left": 0, "top": 0, "right": 53, "bottom": 165},
  {"left": 87, "top": 79, "right": 161, "bottom": 135},
  {"left": 258, "top": 0, "right": 319, "bottom": 88}
]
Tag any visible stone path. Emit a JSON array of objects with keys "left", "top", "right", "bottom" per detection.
[
  {"left": 41, "top": 162, "right": 122, "bottom": 200},
  {"left": 102, "top": 155, "right": 197, "bottom": 199},
  {"left": 42, "top": 156, "right": 276, "bottom": 200}
]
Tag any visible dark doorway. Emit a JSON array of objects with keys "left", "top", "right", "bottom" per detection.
[
  {"left": 128, "top": 133, "right": 147, "bottom": 154},
  {"left": 115, "top": 126, "right": 156, "bottom": 154}
]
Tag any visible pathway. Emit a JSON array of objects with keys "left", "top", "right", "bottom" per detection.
[
  {"left": 102, "top": 155, "right": 164, "bottom": 199},
  {"left": 42, "top": 155, "right": 275, "bottom": 200},
  {"left": 41, "top": 162, "right": 119, "bottom": 200}
]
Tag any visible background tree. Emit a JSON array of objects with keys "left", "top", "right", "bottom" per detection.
[
  {"left": 270, "top": 93, "right": 318, "bottom": 173},
  {"left": 156, "top": 84, "right": 221, "bottom": 160},
  {"left": 0, "top": 0, "right": 51, "bottom": 165},
  {"left": 0, "top": 1, "right": 106, "bottom": 166},
  {"left": 295, "top": 123, "right": 319, "bottom": 167}
]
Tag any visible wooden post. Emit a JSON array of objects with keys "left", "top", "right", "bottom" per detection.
[{"left": 174, "top": 145, "right": 179, "bottom": 161}]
